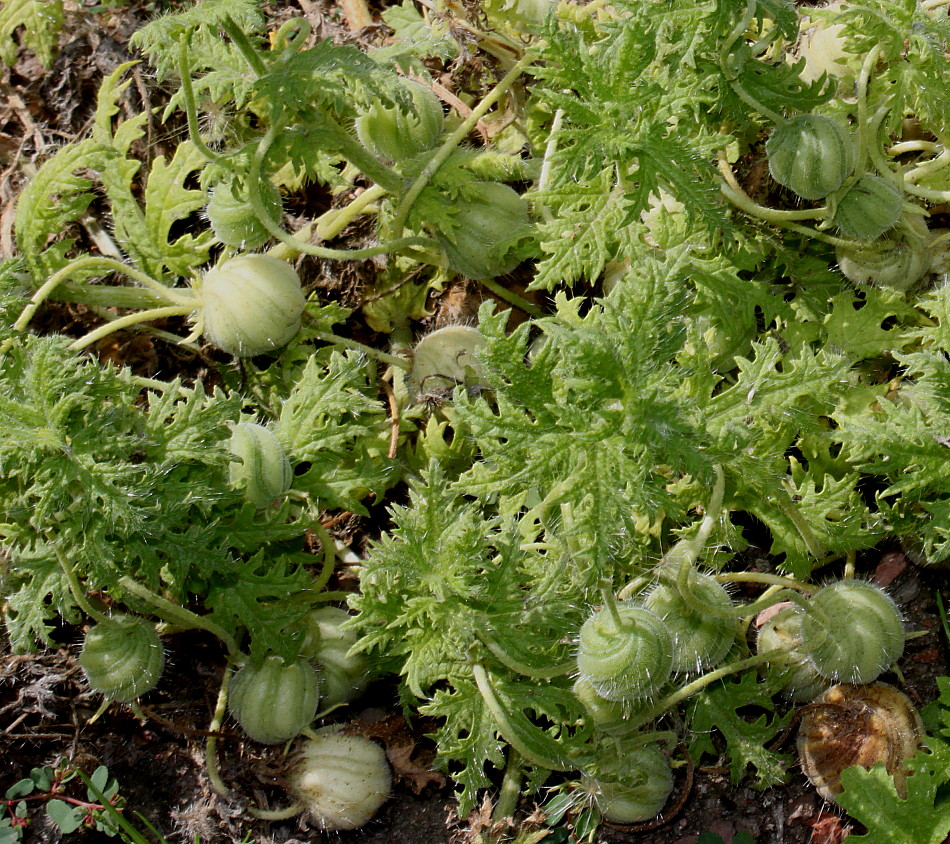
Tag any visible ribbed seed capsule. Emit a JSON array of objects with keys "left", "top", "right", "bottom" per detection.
[
  {"left": 296, "top": 607, "right": 369, "bottom": 708},
  {"left": 832, "top": 174, "right": 903, "bottom": 241},
  {"left": 755, "top": 603, "right": 828, "bottom": 702},
  {"left": 228, "top": 655, "right": 319, "bottom": 744},
  {"left": 644, "top": 571, "right": 735, "bottom": 673},
  {"left": 79, "top": 615, "right": 165, "bottom": 703},
  {"left": 228, "top": 422, "right": 292, "bottom": 508},
  {"left": 766, "top": 114, "right": 854, "bottom": 200},
  {"left": 581, "top": 740, "right": 674, "bottom": 824},
  {"left": 576, "top": 603, "right": 674, "bottom": 702},
  {"left": 199, "top": 254, "right": 306, "bottom": 357},
  {"left": 289, "top": 733, "right": 391, "bottom": 830},
  {"left": 799, "top": 579, "right": 904, "bottom": 684}
]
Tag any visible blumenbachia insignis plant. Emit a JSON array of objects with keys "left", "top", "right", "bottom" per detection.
[{"left": 4, "top": 0, "right": 950, "bottom": 838}]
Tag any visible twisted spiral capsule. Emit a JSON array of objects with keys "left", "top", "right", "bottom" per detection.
[
  {"left": 644, "top": 571, "right": 736, "bottom": 674},
  {"left": 576, "top": 603, "right": 674, "bottom": 702},
  {"left": 79, "top": 615, "right": 165, "bottom": 703},
  {"left": 799, "top": 579, "right": 904, "bottom": 684}
]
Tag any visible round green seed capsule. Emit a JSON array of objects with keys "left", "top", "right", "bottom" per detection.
[
  {"left": 576, "top": 603, "right": 674, "bottom": 702},
  {"left": 79, "top": 615, "right": 164, "bottom": 703}
]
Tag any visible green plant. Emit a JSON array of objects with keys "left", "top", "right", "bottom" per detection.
[
  {"left": 79, "top": 615, "right": 165, "bottom": 703},
  {"left": 766, "top": 113, "right": 854, "bottom": 200},
  {"left": 285, "top": 732, "right": 391, "bottom": 830},
  {"left": 2, "top": 762, "right": 128, "bottom": 842},
  {"left": 5, "top": 0, "right": 950, "bottom": 838},
  {"left": 227, "top": 655, "right": 320, "bottom": 744}
]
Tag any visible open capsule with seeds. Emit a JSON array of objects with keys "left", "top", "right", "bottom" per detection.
[{"left": 797, "top": 682, "right": 923, "bottom": 803}]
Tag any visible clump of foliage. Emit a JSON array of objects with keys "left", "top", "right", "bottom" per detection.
[{"left": 2, "top": 0, "right": 950, "bottom": 838}]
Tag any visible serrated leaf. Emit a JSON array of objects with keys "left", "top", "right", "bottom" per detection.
[
  {"left": 14, "top": 138, "right": 113, "bottom": 281},
  {"left": 205, "top": 551, "right": 315, "bottom": 660},
  {"left": 371, "top": 0, "right": 459, "bottom": 72},
  {"left": 0, "top": 0, "right": 63, "bottom": 67},
  {"left": 835, "top": 744, "right": 950, "bottom": 843},
  {"left": 687, "top": 671, "right": 791, "bottom": 788},
  {"left": 141, "top": 140, "right": 213, "bottom": 277}
]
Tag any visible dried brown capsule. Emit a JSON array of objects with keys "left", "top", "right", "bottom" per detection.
[{"left": 797, "top": 682, "right": 923, "bottom": 803}]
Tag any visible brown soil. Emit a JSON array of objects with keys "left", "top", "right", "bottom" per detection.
[{"left": 2, "top": 3, "right": 950, "bottom": 844}]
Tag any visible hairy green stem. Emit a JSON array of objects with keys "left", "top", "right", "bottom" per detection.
[
  {"left": 600, "top": 582, "right": 627, "bottom": 632},
  {"left": 670, "top": 465, "right": 725, "bottom": 588},
  {"left": 15, "top": 256, "right": 197, "bottom": 332},
  {"left": 717, "top": 155, "right": 828, "bottom": 221},
  {"left": 719, "top": 180, "right": 859, "bottom": 248},
  {"left": 205, "top": 665, "right": 234, "bottom": 798},
  {"left": 323, "top": 121, "right": 405, "bottom": 195},
  {"left": 714, "top": 571, "right": 817, "bottom": 594},
  {"left": 249, "top": 803, "right": 305, "bottom": 821},
  {"left": 309, "top": 521, "right": 338, "bottom": 593},
  {"left": 247, "top": 125, "right": 434, "bottom": 260},
  {"left": 476, "top": 629, "right": 574, "bottom": 679},
  {"left": 388, "top": 56, "right": 533, "bottom": 239},
  {"left": 491, "top": 748, "right": 525, "bottom": 828},
  {"left": 866, "top": 104, "right": 902, "bottom": 187},
  {"left": 51, "top": 281, "right": 172, "bottom": 311},
  {"left": 316, "top": 184, "right": 388, "bottom": 241},
  {"left": 179, "top": 34, "right": 224, "bottom": 164},
  {"left": 647, "top": 647, "right": 793, "bottom": 717},
  {"left": 54, "top": 549, "right": 111, "bottom": 625},
  {"left": 69, "top": 304, "right": 196, "bottom": 352},
  {"left": 854, "top": 45, "right": 883, "bottom": 178},
  {"left": 477, "top": 275, "right": 544, "bottom": 318},
  {"left": 728, "top": 584, "right": 814, "bottom": 621},
  {"left": 117, "top": 575, "right": 240, "bottom": 660},
  {"left": 219, "top": 15, "right": 268, "bottom": 77},
  {"left": 306, "top": 324, "right": 412, "bottom": 371},
  {"left": 472, "top": 663, "right": 573, "bottom": 772}
]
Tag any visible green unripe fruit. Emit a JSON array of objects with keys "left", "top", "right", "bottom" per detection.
[
  {"left": 409, "top": 325, "right": 486, "bottom": 400},
  {"left": 766, "top": 114, "right": 854, "bottom": 200},
  {"left": 435, "top": 182, "right": 534, "bottom": 280},
  {"left": 799, "top": 579, "right": 904, "bottom": 685},
  {"left": 832, "top": 175, "right": 903, "bottom": 241},
  {"left": 355, "top": 79, "right": 444, "bottom": 163},
  {"left": 199, "top": 254, "right": 307, "bottom": 357},
  {"left": 79, "top": 615, "right": 164, "bottom": 703},
  {"left": 644, "top": 571, "right": 735, "bottom": 673},
  {"left": 576, "top": 603, "right": 674, "bottom": 702},
  {"left": 228, "top": 655, "right": 320, "bottom": 744},
  {"left": 582, "top": 741, "right": 674, "bottom": 824},
  {"left": 289, "top": 733, "right": 391, "bottom": 830},
  {"left": 572, "top": 677, "right": 650, "bottom": 735},
  {"left": 755, "top": 604, "right": 828, "bottom": 702},
  {"left": 297, "top": 607, "right": 368, "bottom": 708},
  {"left": 836, "top": 232, "right": 930, "bottom": 291},
  {"left": 228, "top": 422, "right": 292, "bottom": 508},
  {"left": 484, "top": 0, "right": 556, "bottom": 31},
  {"left": 206, "top": 177, "right": 282, "bottom": 249}
]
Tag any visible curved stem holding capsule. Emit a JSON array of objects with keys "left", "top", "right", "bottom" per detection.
[
  {"left": 246, "top": 125, "right": 434, "bottom": 261},
  {"left": 15, "top": 256, "right": 197, "bottom": 333},
  {"left": 69, "top": 305, "right": 196, "bottom": 352},
  {"left": 387, "top": 56, "right": 533, "bottom": 240}
]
